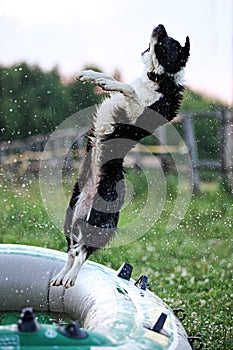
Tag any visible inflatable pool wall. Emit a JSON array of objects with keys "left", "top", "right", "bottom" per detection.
[{"left": 0, "top": 244, "right": 200, "bottom": 349}]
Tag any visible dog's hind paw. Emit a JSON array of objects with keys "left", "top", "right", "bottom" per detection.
[
  {"left": 50, "top": 273, "right": 75, "bottom": 288},
  {"left": 61, "top": 269, "right": 79, "bottom": 289},
  {"left": 50, "top": 269, "right": 77, "bottom": 288},
  {"left": 51, "top": 272, "right": 65, "bottom": 287},
  {"left": 62, "top": 276, "right": 76, "bottom": 289}
]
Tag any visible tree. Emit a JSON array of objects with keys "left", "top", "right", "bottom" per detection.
[{"left": 0, "top": 63, "right": 104, "bottom": 141}]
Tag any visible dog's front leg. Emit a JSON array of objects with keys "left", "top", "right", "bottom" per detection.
[
  {"left": 96, "top": 78, "right": 135, "bottom": 96},
  {"left": 97, "top": 78, "right": 145, "bottom": 124},
  {"left": 76, "top": 70, "right": 137, "bottom": 101}
]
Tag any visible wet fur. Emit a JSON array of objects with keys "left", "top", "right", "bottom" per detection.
[{"left": 51, "top": 24, "right": 190, "bottom": 288}]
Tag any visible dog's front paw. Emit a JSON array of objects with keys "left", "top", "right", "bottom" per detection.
[
  {"left": 75, "top": 70, "right": 97, "bottom": 82},
  {"left": 97, "top": 79, "right": 136, "bottom": 97},
  {"left": 96, "top": 78, "right": 121, "bottom": 92},
  {"left": 75, "top": 70, "right": 114, "bottom": 83}
]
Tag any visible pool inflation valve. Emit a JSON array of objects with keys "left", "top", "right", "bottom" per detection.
[
  {"left": 145, "top": 312, "right": 170, "bottom": 338},
  {"left": 152, "top": 312, "right": 167, "bottom": 333},
  {"left": 18, "top": 307, "right": 40, "bottom": 332},
  {"left": 59, "top": 322, "right": 88, "bottom": 339},
  {"left": 134, "top": 275, "right": 148, "bottom": 290},
  {"left": 117, "top": 263, "right": 133, "bottom": 280}
]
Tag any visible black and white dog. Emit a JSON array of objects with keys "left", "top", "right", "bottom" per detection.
[{"left": 51, "top": 24, "right": 190, "bottom": 288}]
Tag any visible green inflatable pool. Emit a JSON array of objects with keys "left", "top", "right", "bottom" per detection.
[{"left": 0, "top": 244, "right": 196, "bottom": 349}]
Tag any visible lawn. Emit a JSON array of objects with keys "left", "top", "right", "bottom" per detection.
[{"left": 0, "top": 170, "right": 232, "bottom": 350}]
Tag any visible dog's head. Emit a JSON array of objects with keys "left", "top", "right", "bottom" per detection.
[{"left": 142, "top": 24, "right": 190, "bottom": 77}]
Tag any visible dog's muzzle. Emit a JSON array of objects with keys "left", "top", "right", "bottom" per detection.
[
  {"left": 152, "top": 24, "right": 168, "bottom": 40},
  {"left": 141, "top": 46, "right": 150, "bottom": 56}
]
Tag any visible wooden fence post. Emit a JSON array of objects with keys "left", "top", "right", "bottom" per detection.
[
  {"left": 183, "top": 114, "right": 200, "bottom": 194},
  {"left": 220, "top": 109, "right": 233, "bottom": 194}
]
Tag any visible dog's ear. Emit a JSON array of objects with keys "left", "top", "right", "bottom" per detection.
[
  {"left": 184, "top": 36, "right": 190, "bottom": 56},
  {"left": 180, "top": 36, "right": 190, "bottom": 67}
]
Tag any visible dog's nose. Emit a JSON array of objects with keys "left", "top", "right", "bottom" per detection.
[{"left": 152, "top": 24, "right": 167, "bottom": 39}]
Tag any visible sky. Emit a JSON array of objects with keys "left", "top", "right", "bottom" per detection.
[{"left": 0, "top": 0, "right": 232, "bottom": 105}]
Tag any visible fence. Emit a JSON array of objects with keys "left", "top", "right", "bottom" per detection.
[
  {"left": 0, "top": 109, "right": 232, "bottom": 194},
  {"left": 180, "top": 109, "right": 233, "bottom": 194}
]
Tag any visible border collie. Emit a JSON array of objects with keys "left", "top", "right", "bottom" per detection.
[{"left": 51, "top": 24, "right": 190, "bottom": 288}]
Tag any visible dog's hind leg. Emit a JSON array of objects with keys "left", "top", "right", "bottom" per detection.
[
  {"left": 50, "top": 247, "right": 78, "bottom": 286},
  {"left": 61, "top": 246, "right": 89, "bottom": 289},
  {"left": 51, "top": 233, "right": 80, "bottom": 287}
]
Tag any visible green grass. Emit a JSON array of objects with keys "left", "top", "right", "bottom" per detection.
[{"left": 0, "top": 171, "right": 232, "bottom": 350}]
